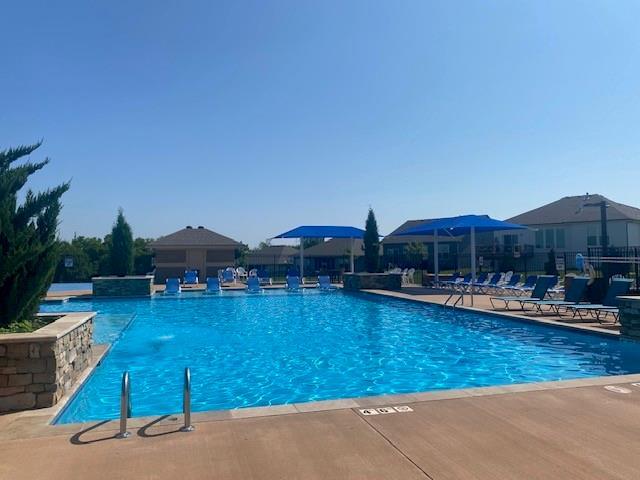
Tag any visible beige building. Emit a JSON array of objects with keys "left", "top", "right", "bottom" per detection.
[{"left": 152, "top": 226, "right": 241, "bottom": 283}]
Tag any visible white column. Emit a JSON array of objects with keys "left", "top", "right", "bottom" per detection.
[
  {"left": 350, "top": 237, "right": 355, "bottom": 273},
  {"left": 470, "top": 226, "right": 476, "bottom": 306},
  {"left": 433, "top": 231, "right": 439, "bottom": 286},
  {"left": 299, "top": 237, "right": 304, "bottom": 280}
]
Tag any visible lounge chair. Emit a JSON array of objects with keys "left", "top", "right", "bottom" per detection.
[
  {"left": 164, "top": 278, "right": 181, "bottom": 295},
  {"left": 286, "top": 275, "right": 301, "bottom": 291},
  {"left": 476, "top": 273, "right": 503, "bottom": 294},
  {"left": 520, "top": 276, "right": 590, "bottom": 314},
  {"left": 566, "top": 278, "right": 633, "bottom": 323},
  {"left": 222, "top": 267, "right": 236, "bottom": 285},
  {"left": 489, "top": 275, "right": 557, "bottom": 310},
  {"left": 502, "top": 275, "right": 537, "bottom": 296},
  {"left": 495, "top": 273, "right": 521, "bottom": 293},
  {"left": 183, "top": 270, "right": 199, "bottom": 285},
  {"left": 439, "top": 272, "right": 462, "bottom": 288},
  {"left": 205, "top": 277, "right": 221, "bottom": 294},
  {"left": 317, "top": 275, "right": 335, "bottom": 291},
  {"left": 246, "top": 276, "right": 263, "bottom": 293},
  {"left": 459, "top": 272, "right": 487, "bottom": 292},
  {"left": 443, "top": 273, "right": 471, "bottom": 290}
]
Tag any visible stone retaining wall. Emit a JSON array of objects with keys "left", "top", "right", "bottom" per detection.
[
  {"left": 343, "top": 273, "right": 403, "bottom": 291},
  {"left": 93, "top": 275, "right": 154, "bottom": 297},
  {"left": 0, "top": 312, "right": 95, "bottom": 412},
  {"left": 619, "top": 296, "right": 640, "bottom": 340}
]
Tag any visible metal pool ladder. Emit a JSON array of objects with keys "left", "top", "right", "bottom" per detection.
[
  {"left": 117, "top": 371, "right": 132, "bottom": 438},
  {"left": 181, "top": 367, "right": 195, "bottom": 432},
  {"left": 444, "top": 291, "right": 464, "bottom": 308},
  {"left": 117, "top": 367, "right": 194, "bottom": 438}
]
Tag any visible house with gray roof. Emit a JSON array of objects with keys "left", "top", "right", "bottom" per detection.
[
  {"left": 152, "top": 226, "right": 242, "bottom": 283},
  {"left": 500, "top": 194, "right": 640, "bottom": 253}
]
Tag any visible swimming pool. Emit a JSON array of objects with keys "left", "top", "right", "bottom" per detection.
[{"left": 41, "top": 290, "right": 640, "bottom": 424}]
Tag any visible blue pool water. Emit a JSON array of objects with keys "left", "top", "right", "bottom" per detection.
[{"left": 41, "top": 290, "right": 640, "bottom": 424}]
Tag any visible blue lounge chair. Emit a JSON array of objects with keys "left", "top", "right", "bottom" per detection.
[
  {"left": 221, "top": 268, "right": 236, "bottom": 285},
  {"left": 286, "top": 275, "right": 301, "bottom": 291},
  {"left": 184, "top": 270, "right": 199, "bottom": 285},
  {"left": 502, "top": 275, "right": 538, "bottom": 296},
  {"left": 246, "top": 276, "right": 263, "bottom": 293},
  {"left": 567, "top": 278, "right": 633, "bottom": 323},
  {"left": 489, "top": 275, "right": 556, "bottom": 310},
  {"left": 520, "top": 276, "right": 590, "bottom": 314},
  {"left": 442, "top": 273, "right": 471, "bottom": 290},
  {"left": 165, "top": 278, "right": 181, "bottom": 295},
  {"left": 476, "top": 273, "right": 502, "bottom": 294},
  {"left": 317, "top": 275, "right": 335, "bottom": 291},
  {"left": 205, "top": 277, "right": 221, "bottom": 294},
  {"left": 496, "top": 273, "right": 521, "bottom": 293}
]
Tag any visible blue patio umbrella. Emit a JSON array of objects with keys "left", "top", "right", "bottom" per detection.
[
  {"left": 399, "top": 215, "right": 527, "bottom": 304},
  {"left": 272, "top": 226, "right": 366, "bottom": 278}
]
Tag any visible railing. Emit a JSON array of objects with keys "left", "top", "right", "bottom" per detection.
[
  {"left": 116, "top": 367, "right": 194, "bottom": 438},
  {"left": 117, "top": 371, "right": 131, "bottom": 438},
  {"left": 181, "top": 367, "right": 194, "bottom": 432}
]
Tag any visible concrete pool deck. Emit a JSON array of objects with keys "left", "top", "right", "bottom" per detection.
[{"left": 2, "top": 378, "right": 640, "bottom": 479}]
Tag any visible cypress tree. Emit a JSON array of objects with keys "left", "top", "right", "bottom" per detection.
[
  {"left": 109, "top": 209, "right": 134, "bottom": 276},
  {"left": 0, "top": 143, "right": 69, "bottom": 327},
  {"left": 364, "top": 208, "right": 380, "bottom": 273}
]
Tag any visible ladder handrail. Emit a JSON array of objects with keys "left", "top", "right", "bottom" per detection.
[
  {"left": 181, "top": 367, "right": 194, "bottom": 432},
  {"left": 117, "top": 371, "right": 131, "bottom": 438}
]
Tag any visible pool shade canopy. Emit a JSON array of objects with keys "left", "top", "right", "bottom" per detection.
[
  {"left": 399, "top": 215, "right": 527, "bottom": 305},
  {"left": 399, "top": 215, "right": 527, "bottom": 237},
  {"left": 274, "top": 226, "right": 365, "bottom": 239},
  {"left": 272, "top": 226, "right": 365, "bottom": 278}
]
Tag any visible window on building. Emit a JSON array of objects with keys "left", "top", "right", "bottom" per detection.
[
  {"left": 545, "top": 229, "right": 554, "bottom": 248},
  {"left": 535, "top": 230, "right": 543, "bottom": 248},
  {"left": 555, "top": 229, "right": 565, "bottom": 249},
  {"left": 587, "top": 226, "right": 598, "bottom": 246}
]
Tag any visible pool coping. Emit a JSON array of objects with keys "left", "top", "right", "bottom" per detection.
[{"left": 10, "top": 287, "right": 639, "bottom": 439}]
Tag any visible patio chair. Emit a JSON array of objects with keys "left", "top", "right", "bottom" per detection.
[
  {"left": 286, "top": 275, "right": 301, "bottom": 291},
  {"left": 205, "top": 277, "right": 221, "bottom": 294},
  {"left": 246, "top": 276, "right": 263, "bottom": 293},
  {"left": 222, "top": 267, "right": 236, "bottom": 284},
  {"left": 406, "top": 268, "right": 416, "bottom": 285},
  {"left": 183, "top": 270, "right": 199, "bottom": 285},
  {"left": 164, "top": 278, "right": 181, "bottom": 295},
  {"left": 317, "top": 275, "right": 335, "bottom": 291},
  {"left": 519, "top": 276, "right": 590, "bottom": 314},
  {"left": 566, "top": 278, "right": 633, "bottom": 323},
  {"left": 236, "top": 267, "right": 248, "bottom": 281},
  {"left": 489, "top": 275, "right": 557, "bottom": 310}
]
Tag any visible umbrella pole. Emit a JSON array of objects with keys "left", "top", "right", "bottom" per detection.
[
  {"left": 350, "top": 237, "right": 355, "bottom": 273},
  {"left": 300, "top": 237, "right": 304, "bottom": 281},
  {"left": 470, "top": 226, "right": 476, "bottom": 307},
  {"left": 434, "top": 231, "right": 439, "bottom": 287}
]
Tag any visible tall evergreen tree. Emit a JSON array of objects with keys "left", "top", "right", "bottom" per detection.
[
  {"left": 0, "top": 143, "right": 69, "bottom": 326},
  {"left": 109, "top": 209, "right": 134, "bottom": 276},
  {"left": 363, "top": 208, "right": 380, "bottom": 273}
]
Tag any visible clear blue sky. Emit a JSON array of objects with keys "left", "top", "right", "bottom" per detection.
[{"left": 2, "top": 1, "right": 639, "bottom": 247}]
